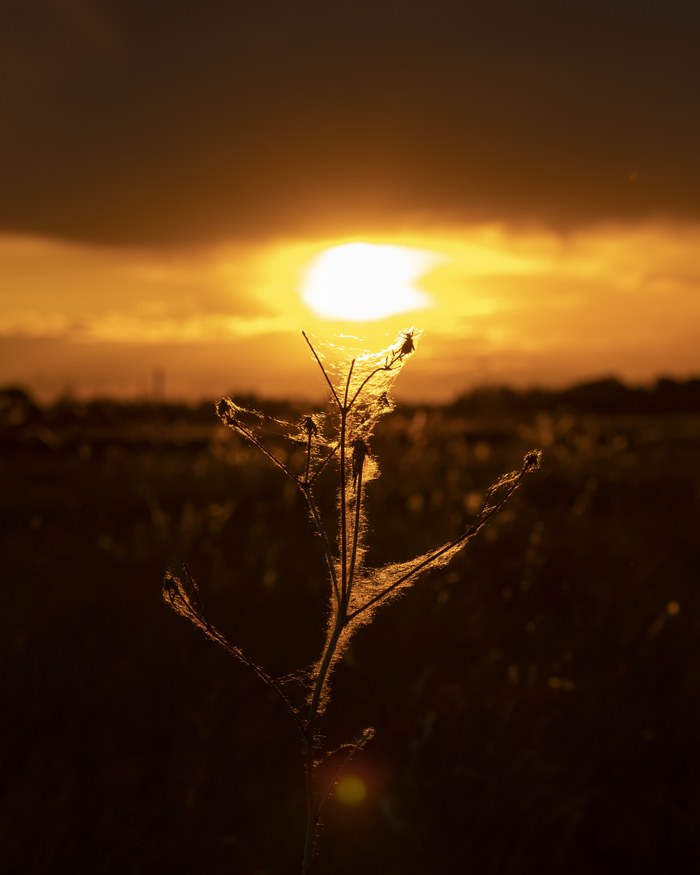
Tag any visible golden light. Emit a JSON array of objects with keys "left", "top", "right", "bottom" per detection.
[
  {"left": 335, "top": 774, "right": 367, "bottom": 805},
  {"left": 301, "top": 242, "right": 438, "bottom": 321}
]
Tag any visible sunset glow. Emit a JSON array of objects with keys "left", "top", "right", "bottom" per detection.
[
  {"left": 1, "top": 222, "right": 699, "bottom": 401},
  {"left": 301, "top": 242, "right": 437, "bottom": 321}
]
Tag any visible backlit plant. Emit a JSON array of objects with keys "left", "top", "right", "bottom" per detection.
[{"left": 163, "top": 329, "right": 541, "bottom": 873}]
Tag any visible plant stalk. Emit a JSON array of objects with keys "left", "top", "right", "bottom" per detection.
[{"left": 302, "top": 611, "right": 346, "bottom": 874}]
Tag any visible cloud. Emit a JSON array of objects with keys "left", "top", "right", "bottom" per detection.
[
  {"left": 0, "top": 235, "right": 271, "bottom": 341},
  {"left": 1, "top": 1, "right": 699, "bottom": 246}
]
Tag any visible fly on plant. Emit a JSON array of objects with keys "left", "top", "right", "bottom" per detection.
[{"left": 399, "top": 329, "right": 416, "bottom": 359}]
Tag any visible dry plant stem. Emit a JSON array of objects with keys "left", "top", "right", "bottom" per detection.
[
  {"left": 315, "top": 734, "right": 370, "bottom": 817},
  {"left": 165, "top": 568, "right": 306, "bottom": 738},
  {"left": 303, "top": 613, "right": 346, "bottom": 874},
  {"left": 347, "top": 349, "right": 400, "bottom": 409},
  {"left": 304, "top": 487, "right": 340, "bottom": 605},
  {"left": 165, "top": 330, "right": 541, "bottom": 875},
  {"left": 236, "top": 422, "right": 299, "bottom": 484},
  {"left": 305, "top": 432, "right": 312, "bottom": 484},
  {"left": 347, "top": 466, "right": 363, "bottom": 610},
  {"left": 302, "top": 331, "right": 340, "bottom": 407},
  {"left": 210, "top": 626, "right": 306, "bottom": 737},
  {"left": 338, "top": 361, "right": 355, "bottom": 607},
  {"left": 307, "top": 441, "right": 340, "bottom": 486},
  {"left": 348, "top": 467, "right": 529, "bottom": 622},
  {"left": 303, "top": 360, "right": 358, "bottom": 873}
]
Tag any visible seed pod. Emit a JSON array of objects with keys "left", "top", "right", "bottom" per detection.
[
  {"left": 523, "top": 450, "right": 542, "bottom": 473},
  {"left": 216, "top": 398, "right": 237, "bottom": 427},
  {"left": 351, "top": 438, "right": 369, "bottom": 489},
  {"left": 302, "top": 416, "right": 318, "bottom": 437}
]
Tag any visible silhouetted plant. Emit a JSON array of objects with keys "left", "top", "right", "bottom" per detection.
[{"left": 163, "top": 330, "right": 541, "bottom": 873}]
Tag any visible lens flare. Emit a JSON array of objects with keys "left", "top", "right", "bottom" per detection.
[{"left": 335, "top": 775, "right": 367, "bottom": 805}]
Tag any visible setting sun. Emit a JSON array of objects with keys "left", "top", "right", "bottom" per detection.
[{"left": 301, "top": 242, "right": 438, "bottom": 321}]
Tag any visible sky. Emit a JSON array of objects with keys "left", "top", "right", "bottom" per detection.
[{"left": 1, "top": 0, "right": 699, "bottom": 401}]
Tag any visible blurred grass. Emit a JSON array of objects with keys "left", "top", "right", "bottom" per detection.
[{"left": 2, "top": 398, "right": 700, "bottom": 873}]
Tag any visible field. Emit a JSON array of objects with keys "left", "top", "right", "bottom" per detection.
[{"left": 2, "top": 389, "right": 700, "bottom": 873}]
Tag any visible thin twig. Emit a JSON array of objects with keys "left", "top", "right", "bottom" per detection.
[
  {"left": 346, "top": 464, "right": 363, "bottom": 610},
  {"left": 315, "top": 728, "right": 375, "bottom": 817},
  {"left": 339, "top": 415, "right": 348, "bottom": 606},
  {"left": 343, "top": 359, "right": 356, "bottom": 411},
  {"left": 233, "top": 422, "right": 299, "bottom": 484},
  {"left": 305, "top": 486, "right": 340, "bottom": 605},
  {"left": 302, "top": 614, "right": 345, "bottom": 874},
  {"left": 206, "top": 626, "right": 307, "bottom": 738},
  {"left": 347, "top": 349, "right": 401, "bottom": 410},
  {"left": 305, "top": 433, "right": 312, "bottom": 485},
  {"left": 166, "top": 573, "right": 307, "bottom": 738},
  {"left": 302, "top": 331, "right": 341, "bottom": 409},
  {"left": 308, "top": 441, "right": 340, "bottom": 486},
  {"left": 347, "top": 469, "right": 528, "bottom": 622},
  {"left": 182, "top": 563, "right": 212, "bottom": 632}
]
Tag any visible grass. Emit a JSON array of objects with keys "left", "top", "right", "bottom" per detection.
[{"left": 2, "top": 382, "right": 700, "bottom": 872}]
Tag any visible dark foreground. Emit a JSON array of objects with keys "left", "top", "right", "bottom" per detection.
[{"left": 2, "top": 389, "right": 700, "bottom": 874}]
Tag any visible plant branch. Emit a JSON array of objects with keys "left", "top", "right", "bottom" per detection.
[
  {"left": 343, "top": 358, "right": 356, "bottom": 411},
  {"left": 308, "top": 441, "right": 340, "bottom": 486},
  {"left": 208, "top": 626, "right": 306, "bottom": 738},
  {"left": 305, "top": 433, "right": 312, "bottom": 485},
  {"left": 232, "top": 422, "right": 299, "bottom": 484},
  {"left": 163, "top": 571, "right": 306, "bottom": 738},
  {"left": 346, "top": 465, "right": 363, "bottom": 611},
  {"left": 315, "top": 727, "right": 376, "bottom": 817},
  {"left": 347, "top": 357, "right": 396, "bottom": 410},
  {"left": 339, "top": 411, "right": 348, "bottom": 606},
  {"left": 304, "top": 486, "right": 340, "bottom": 605},
  {"left": 347, "top": 457, "right": 538, "bottom": 622},
  {"left": 302, "top": 331, "right": 341, "bottom": 409},
  {"left": 302, "top": 613, "right": 346, "bottom": 874}
]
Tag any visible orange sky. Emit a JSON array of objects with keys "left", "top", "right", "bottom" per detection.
[
  {"left": 1, "top": 1, "right": 699, "bottom": 400},
  {"left": 1, "top": 222, "right": 698, "bottom": 401}
]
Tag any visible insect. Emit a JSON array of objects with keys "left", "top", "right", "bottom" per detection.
[{"left": 398, "top": 330, "right": 415, "bottom": 359}]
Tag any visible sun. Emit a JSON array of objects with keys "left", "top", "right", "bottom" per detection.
[{"left": 301, "top": 242, "right": 438, "bottom": 321}]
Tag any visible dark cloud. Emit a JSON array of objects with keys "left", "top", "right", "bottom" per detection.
[{"left": 2, "top": 0, "right": 699, "bottom": 247}]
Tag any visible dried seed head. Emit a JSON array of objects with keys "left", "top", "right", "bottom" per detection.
[
  {"left": 162, "top": 571, "right": 210, "bottom": 634},
  {"left": 302, "top": 416, "right": 318, "bottom": 437},
  {"left": 523, "top": 450, "right": 542, "bottom": 473},
  {"left": 216, "top": 398, "right": 237, "bottom": 427},
  {"left": 162, "top": 570, "right": 179, "bottom": 604},
  {"left": 351, "top": 438, "right": 369, "bottom": 488}
]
